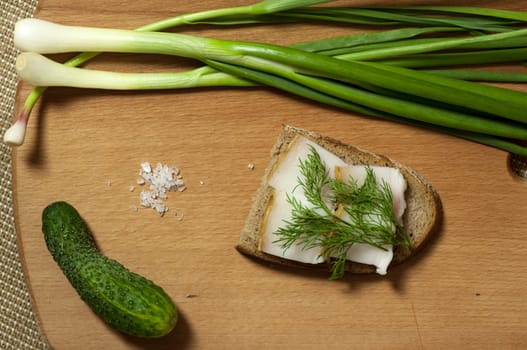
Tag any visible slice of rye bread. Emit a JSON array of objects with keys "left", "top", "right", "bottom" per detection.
[{"left": 236, "top": 125, "right": 442, "bottom": 274}]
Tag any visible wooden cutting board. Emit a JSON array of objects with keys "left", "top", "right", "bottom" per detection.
[{"left": 13, "top": 1, "right": 527, "bottom": 349}]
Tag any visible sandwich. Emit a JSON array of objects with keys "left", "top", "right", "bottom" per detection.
[{"left": 236, "top": 125, "right": 441, "bottom": 278}]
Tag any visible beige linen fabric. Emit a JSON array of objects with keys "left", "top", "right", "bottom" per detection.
[{"left": 0, "top": 0, "right": 50, "bottom": 349}]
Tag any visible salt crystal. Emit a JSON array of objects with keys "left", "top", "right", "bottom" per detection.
[
  {"left": 174, "top": 179, "right": 185, "bottom": 187},
  {"left": 141, "top": 162, "right": 152, "bottom": 173},
  {"left": 134, "top": 162, "right": 186, "bottom": 216},
  {"left": 247, "top": 163, "right": 255, "bottom": 170},
  {"left": 154, "top": 203, "right": 166, "bottom": 216}
]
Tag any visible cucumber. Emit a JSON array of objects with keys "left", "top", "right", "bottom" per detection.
[{"left": 41, "top": 201, "right": 177, "bottom": 338}]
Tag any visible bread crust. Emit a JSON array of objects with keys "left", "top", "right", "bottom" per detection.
[{"left": 236, "top": 125, "right": 442, "bottom": 274}]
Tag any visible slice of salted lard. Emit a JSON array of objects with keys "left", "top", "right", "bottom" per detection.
[
  {"left": 258, "top": 135, "right": 408, "bottom": 274},
  {"left": 259, "top": 136, "right": 346, "bottom": 264}
]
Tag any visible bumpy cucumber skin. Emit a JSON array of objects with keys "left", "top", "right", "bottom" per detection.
[{"left": 42, "top": 201, "right": 177, "bottom": 338}]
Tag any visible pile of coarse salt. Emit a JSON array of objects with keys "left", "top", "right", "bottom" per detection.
[{"left": 135, "top": 162, "right": 186, "bottom": 216}]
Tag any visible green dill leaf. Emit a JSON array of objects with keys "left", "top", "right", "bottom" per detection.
[
  {"left": 329, "top": 254, "right": 347, "bottom": 280},
  {"left": 295, "top": 146, "right": 335, "bottom": 216}
]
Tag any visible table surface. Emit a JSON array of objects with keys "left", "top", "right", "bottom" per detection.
[{"left": 13, "top": 1, "right": 527, "bottom": 349}]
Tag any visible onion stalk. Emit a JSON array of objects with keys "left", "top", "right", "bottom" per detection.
[
  {"left": 370, "top": 6, "right": 527, "bottom": 23},
  {"left": 16, "top": 51, "right": 527, "bottom": 155},
  {"left": 6, "top": 2, "right": 527, "bottom": 156},
  {"left": 5, "top": 0, "right": 333, "bottom": 146},
  {"left": 13, "top": 20, "right": 527, "bottom": 123},
  {"left": 197, "top": 6, "right": 527, "bottom": 31},
  {"left": 10, "top": 18, "right": 527, "bottom": 156},
  {"left": 15, "top": 53, "right": 254, "bottom": 90},
  {"left": 422, "top": 69, "right": 527, "bottom": 83}
]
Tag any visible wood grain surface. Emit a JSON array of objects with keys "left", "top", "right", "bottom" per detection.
[{"left": 13, "top": 1, "right": 527, "bottom": 349}]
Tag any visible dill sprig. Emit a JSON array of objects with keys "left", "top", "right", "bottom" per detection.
[{"left": 273, "top": 146, "right": 410, "bottom": 279}]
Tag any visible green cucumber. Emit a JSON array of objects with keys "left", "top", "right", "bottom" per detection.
[{"left": 41, "top": 201, "right": 177, "bottom": 338}]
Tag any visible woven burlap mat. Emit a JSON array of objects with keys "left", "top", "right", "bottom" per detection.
[{"left": 0, "top": 1, "right": 50, "bottom": 349}]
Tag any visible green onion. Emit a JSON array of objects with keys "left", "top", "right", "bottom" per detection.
[
  {"left": 11, "top": 18, "right": 527, "bottom": 152},
  {"left": 376, "top": 48, "right": 527, "bottom": 68},
  {"left": 15, "top": 53, "right": 254, "bottom": 90},
  {"left": 205, "top": 59, "right": 527, "bottom": 144},
  {"left": 371, "top": 6, "right": 527, "bottom": 23},
  {"left": 14, "top": 19, "right": 527, "bottom": 124},
  {"left": 13, "top": 50, "right": 527, "bottom": 156},
  {"left": 291, "top": 27, "right": 463, "bottom": 54},
  {"left": 249, "top": 0, "right": 333, "bottom": 14},
  {"left": 277, "top": 7, "right": 519, "bottom": 32},
  {"left": 5, "top": 0, "right": 333, "bottom": 146},
  {"left": 7, "top": 2, "right": 527, "bottom": 157},
  {"left": 217, "top": 6, "right": 524, "bottom": 32},
  {"left": 422, "top": 69, "right": 527, "bottom": 83},
  {"left": 333, "top": 27, "right": 527, "bottom": 62}
]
